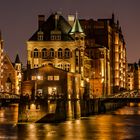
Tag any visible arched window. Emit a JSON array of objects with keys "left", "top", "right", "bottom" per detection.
[
  {"left": 34, "top": 48, "right": 39, "bottom": 58},
  {"left": 65, "top": 48, "right": 70, "bottom": 58},
  {"left": 58, "top": 48, "right": 63, "bottom": 59},
  {"left": 42, "top": 48, "right": 47, "bottom": 59},
  {"left": 50, "top": 48, "right": 54, "bottom": 58}
]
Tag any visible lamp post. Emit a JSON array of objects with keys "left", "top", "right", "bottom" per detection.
[{"left": 34, "top": 75, "right": 41, "bottom": 100}]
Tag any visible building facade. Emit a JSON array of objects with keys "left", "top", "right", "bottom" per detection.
[
  {"left": 25, "top": 12, "right": 127, "bottom": 97},
  {"left": 22, "top": 65, "right": 81, "bottom": 99},
  {"left": 27, "top": 13, "right": 88, "bottom": 96},
  {"left": 127, "top": 63, "right": 135, "bottom": 90},
  {"left": 0, "top": 32, "right": 4, "bottom": 91},
  {"left": 80, "top": 14, "right": 127, "bottom": 94},
  {"left": 127, "top": 61, "right": 140, "bottom": 91},
  {"left": 1, "top": 54, "right": 22, "bottom": 94}
]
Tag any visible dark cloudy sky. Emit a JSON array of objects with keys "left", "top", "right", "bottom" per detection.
[{"left": 0, "top": 0, "right": 140, "bottom": 65}]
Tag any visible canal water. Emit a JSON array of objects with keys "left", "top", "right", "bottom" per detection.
[{"left": 0, "top": 104, "right": 140, "bottom": 139}]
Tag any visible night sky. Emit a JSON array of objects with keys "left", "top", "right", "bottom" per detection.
[{"left": 0, "top": 0, "right": 140, "bottom": 65}]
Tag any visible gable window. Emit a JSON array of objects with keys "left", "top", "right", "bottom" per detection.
[{"left": 34, "top": 49, "right": 39, "bottom": 58}]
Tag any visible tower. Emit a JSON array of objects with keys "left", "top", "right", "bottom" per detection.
[
  {"left": 15, "top": 54, "right": 22, "bottom": 94},
  {"left": 70, "top": 12, "right": 85, "bottom": 77}
]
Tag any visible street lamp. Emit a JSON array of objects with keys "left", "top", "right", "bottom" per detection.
[{"left": 34, "top": 75, "right": 42, "bottom": 100}]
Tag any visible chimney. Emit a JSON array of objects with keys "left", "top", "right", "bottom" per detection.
[
  {"left": 68, "top": 15, "right": 75, "bottom": 26},
  {"left": 38, "top": 15, "right": 45, "bottom": 29}
]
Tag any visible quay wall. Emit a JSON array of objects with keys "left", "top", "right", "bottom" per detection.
[{"left": 18, "top": 99, "right": 125, "bottom": 123}]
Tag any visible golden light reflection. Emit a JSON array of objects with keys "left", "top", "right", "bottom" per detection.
[
  {"left": 129, "top": 102, "right": 135, "bottom": 107},
  {"left": 67, "top": 101, "right": 73, "bottom": 119},
  {"left": 30, "top": 103, "right": 36, "bottom": 110}
]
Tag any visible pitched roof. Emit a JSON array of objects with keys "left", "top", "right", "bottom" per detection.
[
  {"left": 15, "top": 54, "right": 20, "bottom": 63},
  {"left": 29, "top": 13, "right": 74, "bottom": 41},
  {"left": 70, "top": 17, "right": 84, "bottom": 34}
]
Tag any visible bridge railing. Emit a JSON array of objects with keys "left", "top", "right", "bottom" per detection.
[{"left": 0, "top": 92, "right": 20, "bottom": 99}]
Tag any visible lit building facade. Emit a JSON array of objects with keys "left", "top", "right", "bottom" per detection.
[
  {"left": 80, "top": 14, "right": 127, "bottom": 94},
  {"left": 128, "top": 62, "right": 140, "bottom": 91},
  {"left": 27, "top": 13, "right": 87, "bottom": 95},
  {"left": 25, "top": 12, "right": 127, "bottom": 97},
  {"left": 2, "top": 54, "right": 22, "bottom": 94},
  {"left": 27, "top": 13, "right": 85, "bottom": 76},
  {"left": 127, "top": 64, "right": 134, "bottom": 90},
  {"left": 22, "top": 65, "right": 81, "bottom": 99},
  {"left": 0, "top": 32, "right": 4, "bottom": 91}
]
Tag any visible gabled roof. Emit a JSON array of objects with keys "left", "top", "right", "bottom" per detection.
[{"left": 29, "top": 13, "right": 74, "bottom": 41}]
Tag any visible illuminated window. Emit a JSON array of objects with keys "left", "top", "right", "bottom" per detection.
[
  {"left": 58, "top": 48, "right": 63, "bottom": 58},
  {"left": 54, "top": 76, "right": 59, "bottom": 80},
  {"left": 42, "top": 48, "right": 47, "bottom": 59},
  {"left": 64, "top": 64, "right": 70, "bottom": 71},
  {"left": 48, "top": 76, "right": 53, "bottom": 80},
  {"left": 34, "top": 49, "right": 39, "bottom": 58},
  {"left": 50, "top": 48, "right": 54, "bottom": 58},
  {"left": 58, "top": 64, "right": 63, "bottom": 69},
  {"left": 48, "top": 87, "right": 57, "bottom": 95},
  {"left": 76, "top": 56, "right": 79, "bottom": 65},
  {"left": 37, "top": 31, "right": 44, "bottom": 41}
]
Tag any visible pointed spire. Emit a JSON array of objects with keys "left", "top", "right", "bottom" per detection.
[
  {"left": 15, "top": 54, "right": 20, "bottom": 63},
  {"left": 70, "top": 12, "right": 84, "bottom": 34}
]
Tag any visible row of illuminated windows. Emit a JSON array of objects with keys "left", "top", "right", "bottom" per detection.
[
  {"left": 33, "top": 63, "right": 71, "bottom": 71},
  {"left": 37, "top": 32, "right": 61, "bottom": 41},
  {"left": 32, "top": 48, "right": 71, "bottom": 59},
  {"left": 31, "top": 75, "right": 59, "bottom": 81},
  {"left": 57, "top": 64, "right": 71, "bottom": 71}
]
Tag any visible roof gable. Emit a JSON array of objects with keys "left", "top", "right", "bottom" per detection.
[{"left": 29, "top": 13, "right": 74, "bottom": 41}]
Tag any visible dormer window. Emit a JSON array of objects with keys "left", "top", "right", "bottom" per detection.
[
  {"left": 50, "top": 30, "right": 61, "bottom": 41},
  {"left": 37, "top": 30, "right": 44, "bottom": 41}
]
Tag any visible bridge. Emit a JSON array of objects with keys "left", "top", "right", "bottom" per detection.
[
  {"left": 101, "top": 90, "right": 140, "bottom": 103},
  {"left": 0, "top": 90, "right": 140, "bottom": 106},
  {"left": 0, "top": 92, "right": 20, "bottom": 105}
]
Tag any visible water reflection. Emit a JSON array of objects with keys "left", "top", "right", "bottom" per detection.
[{"left": 0, "top": 105, "right": 140, "bottom": 139}]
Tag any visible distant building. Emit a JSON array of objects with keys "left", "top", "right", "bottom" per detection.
[
  {"left": 128, "top": 61, "right": 140, "bottom": 91},
  {"left": 127, "top": 63, "right": 135, "bottom": 90},
  {"left": 1, "top": 54, "right": 22, "bottom": 94}
]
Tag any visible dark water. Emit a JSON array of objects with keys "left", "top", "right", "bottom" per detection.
[{"left": 1, "top": 104, "right": 140, "bottom": 140}]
